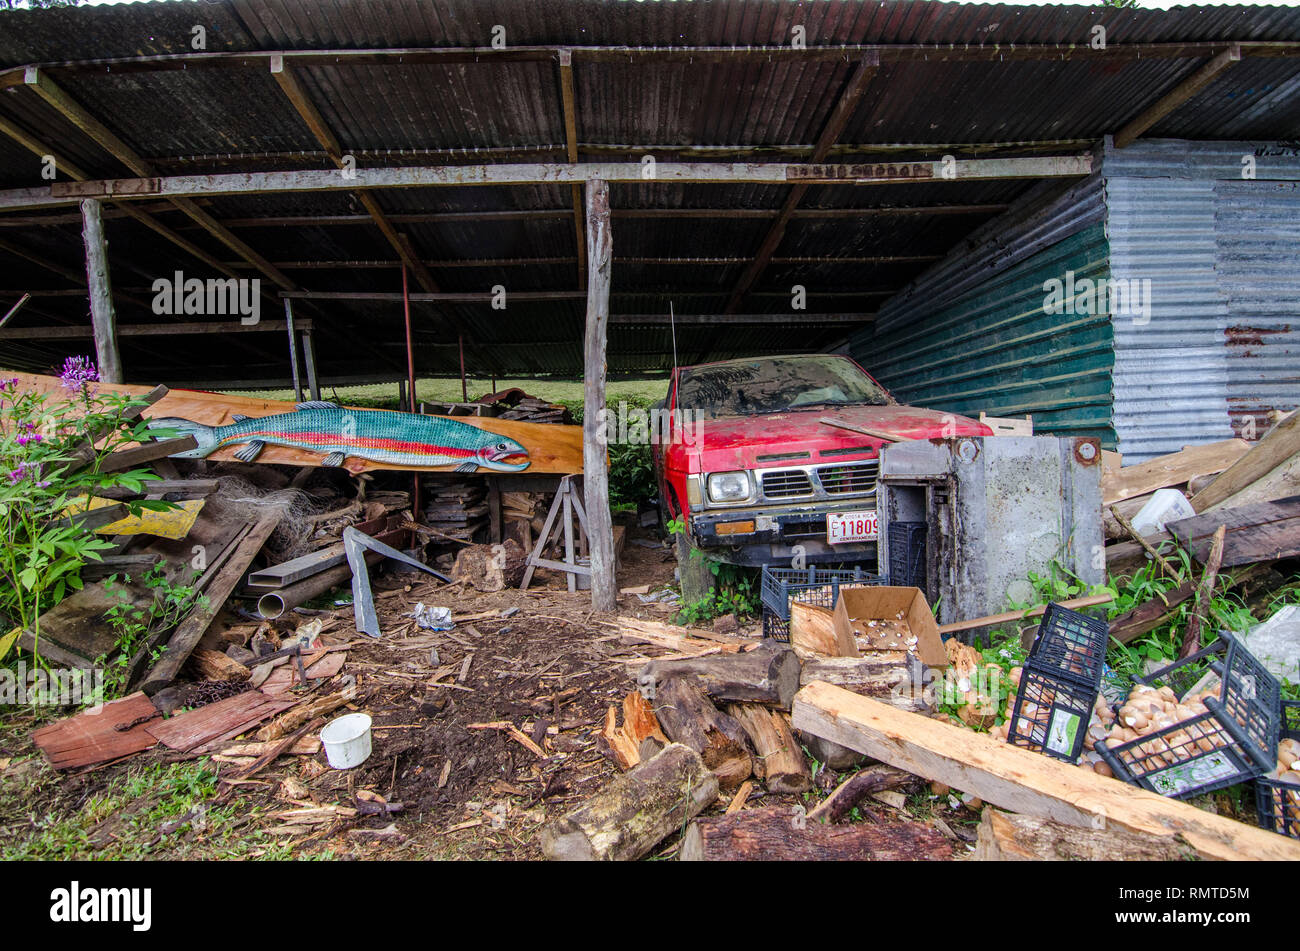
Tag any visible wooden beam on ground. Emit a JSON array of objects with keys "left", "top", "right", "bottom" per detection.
[
  {"left": 582, "top": 178, "right": 616, "bottom": 613},
  {"left": 1191, "top": 411, "right": 1300, "bottom": 511},
  {"left": 1114, "top": 46, "right": 1242, "bottom": 149},
  {"left": 974, "top": 810, "right": 1196, "bottom": 861},
  {"left": 140, "top": 511, "right": 283, "bottom": 694},
  {"left": 1, "top": 156, "right": 1094, "bottom": 212},
  {"left": 79, "top": 198, "right": 122, "bottom": 382},
  {"left": 1102, "top": 438, "right": 1252, "bottom": 505},
  {"left": 790, "top": 682, "right": 1300, "bottom": 861},
  {"left": 1167, "top": 496, "right": 1300, "bottom": 568}
]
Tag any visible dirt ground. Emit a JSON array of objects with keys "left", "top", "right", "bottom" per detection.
[{"left": 1, "top": 525, "right": 982, "bottom": 860}]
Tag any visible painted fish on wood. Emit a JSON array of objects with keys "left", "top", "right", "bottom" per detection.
[{"left": 149, "top": 401, "right": 531, "bottom": 472}]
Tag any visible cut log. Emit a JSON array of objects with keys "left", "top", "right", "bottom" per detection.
[
  {"left": 1191, "top": 413, "right": 1300, "bottom": 511},
  {"left": 598, "top": 690, "right": 667, "bottom": 770},
  {"left": 639, "top": 641, "right": 800, "bottom": 710},
  {"left": 651, "top": 676, "right": 753, "bottom": 789},
  {"left": 451, "top": 539, "right": 528, "bottom": 592},
  {"left": 807, "top": 765, "right": 912, "bottom": 823},
  {"left": 681, "top": 805, "right": 952, "bottom": 861},
  {"left": 789, "top": 601, "right": 848, "bottom": 656},
  {"left": 974, "top": 809, "right": 1196, "bottom": 861},
  {"left": 727, "top": 703, "right": 810, "bottom": 794},
  {"left": 541, "top": 742, "right": 718, "bottom": 861},
  {"left": 1209, "top": 450, "right": 1300, "bottom": 512},
  {"left": 798, "top": 654, "right": 930, "bottom": 712},
  {"left": 1108, "top": 581, "right": 1195, "bottom": 645},
  {"left": 185, "top": 647, "right": 250, "bottom": 683},
  {"left": 790, "top": 682, "right": 1300, "bottom": 861}
]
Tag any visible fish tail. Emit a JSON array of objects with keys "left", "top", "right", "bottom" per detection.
[{"left": 147, "top": 417, "right": 219, "bottom": 458}]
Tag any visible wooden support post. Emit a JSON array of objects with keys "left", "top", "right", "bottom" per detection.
[
  {"left": 582, "top": 178, "right": 616, "bottom": 613},
  {"left": 283, "top": 298, "right": 302, "bottom": 402},
  {"left": 301, "top": 327, "right": 320, "bottom": 400},
  {"left": 79, "top": 198, "right": 122, "bottom": 383}
]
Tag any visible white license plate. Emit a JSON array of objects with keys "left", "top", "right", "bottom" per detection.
[{"left": 826, "top": 510, "right": 878, "bottom": 544}]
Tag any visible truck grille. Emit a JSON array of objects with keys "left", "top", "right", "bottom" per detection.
[
  {"left": 755, "top": 460, "right": 877, "bottom": 502},
  {"left": 761, "top": 469, "right": 814, "bottom": 498},
  {"left": 818, "top": 462, "right": 878, "bottom": 495}
]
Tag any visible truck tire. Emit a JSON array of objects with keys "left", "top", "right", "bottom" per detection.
[{"left": 674, "top": 529, "right": 717, "bottom": 605}]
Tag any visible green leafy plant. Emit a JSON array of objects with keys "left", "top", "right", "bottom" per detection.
[
  {"left": 97, "top": 564, "right": 206, "bottom": 698},
  {"left": 0, "top": 363, "right": 176, "bottom": 668}
]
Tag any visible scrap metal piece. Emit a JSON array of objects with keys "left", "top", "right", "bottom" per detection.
[{"left": 343, "top": 526, "right": 450, "bottom": 637}]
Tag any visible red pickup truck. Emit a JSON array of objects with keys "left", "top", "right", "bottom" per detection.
[{"left": 651, "top": 354, "right": 992, "bottom": 570}]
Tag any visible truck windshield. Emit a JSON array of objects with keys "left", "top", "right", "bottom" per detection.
[{"left": 677, "top": 356, "right": 890, "bottom": 420}]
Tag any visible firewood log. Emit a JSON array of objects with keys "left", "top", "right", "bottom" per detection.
[
  {"left": 727, "top": 703, "right": 810, "bottom": 794},
  {"left": 681, "top": 805, "right": 952, "bottom": 861},
  {"left": 541, "top": 743, "right": 718, "bottom": 861},
  {"left": 639, "top": 641, "right": 800, "bottom": 709},
  {"left": 651, "top": 676, "right": 753, "bottom": 789}
]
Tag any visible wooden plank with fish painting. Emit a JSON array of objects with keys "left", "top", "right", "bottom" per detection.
[{"left": 10, "top": 373, "right": 583, "bottom": 475}]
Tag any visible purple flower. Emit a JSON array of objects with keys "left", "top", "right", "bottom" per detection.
[
  {"left": 15, "top": 433, "right": 41, "bottom": 447},
  {"left": 7, "top": 463, "right": 31, "bottom": 484},
  {"left": 59, "top": 356, "right": 99, "bottom": 393}
]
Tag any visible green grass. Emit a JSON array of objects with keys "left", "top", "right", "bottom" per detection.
[
  {"left": 226, "top": 376, "right": 669, "bottom": 410},
  {"left": 1, "top": 756, "right": 306, "bottom": 861}
]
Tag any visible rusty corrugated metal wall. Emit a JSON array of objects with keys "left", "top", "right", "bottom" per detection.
[
  {"left": 1104, "top": 139, "right": 1300, "bottom": 461},
  {"left": 850, "top": 173, "right": 1117, "bottom": 445}
]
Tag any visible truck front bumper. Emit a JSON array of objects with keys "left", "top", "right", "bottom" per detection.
[{"left": 690, "top": 502, "right": 877, "bottom": 568}]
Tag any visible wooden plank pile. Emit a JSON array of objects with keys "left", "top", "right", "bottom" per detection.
[
  {"left": 483, "top": 388, "right": 573, "bottom": 424},
  {"left": 1103, "top": 412, "right": 1300, "bottom": 651},
  {"left": 422, "top": 478, "right": 489, "bottom": 541}
]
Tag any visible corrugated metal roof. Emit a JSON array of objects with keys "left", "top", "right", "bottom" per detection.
[{"left": 0, "top": 0, "right": 1299, "bottom": 385}]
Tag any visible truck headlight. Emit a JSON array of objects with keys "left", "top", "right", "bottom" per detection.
[{"left": 707, "top": 470, "right": 751, "bottom": 503}]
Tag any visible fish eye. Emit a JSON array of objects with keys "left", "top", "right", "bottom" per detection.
[{"left": 496, "top": 442, "right": 507, "bottom": 451}]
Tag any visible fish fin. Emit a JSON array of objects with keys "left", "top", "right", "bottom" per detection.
[
  {"left": 297, "top": 400, "right": 339, "bottom": 410},
  {"left": 233, "top": 440, "right": 266, "bottom": 463},
  {"left": 146, "top": 417, "right": 218, "bottom": 458},
  {"left": 321, "top": 451, "right": 346, "bottom": 468},
  {"left": 230, "top": 414, "right": 250, "bottom": 423},
  {"left": 454, "top": 461, "right": 478, "bottom": 473}
]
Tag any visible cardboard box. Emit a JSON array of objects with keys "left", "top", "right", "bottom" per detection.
[{"left": 832, "top": 586, "right": 948, "bottom": 668}]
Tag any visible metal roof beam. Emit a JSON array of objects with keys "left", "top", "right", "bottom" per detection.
[
  {"left": 0, "top": 156, "right": 1091, "bottom": 211},
  {"left": 1113, "top": 45, "right": 1243, "bottom": 149},
  {"left": 0, "top": 41, "right": 1292, "bottom": 85},
  {"left": 21, "top": 67, "right": 298, "bottom": 293},
  {"left": 0, "top": 318, "right": 311, "bottom": 340},
  {"left": 268, "top": 56, "right": 443, "bottom": 297},
  {"left": 207, "top": 204, "right": 1010, "bottom": 228}
]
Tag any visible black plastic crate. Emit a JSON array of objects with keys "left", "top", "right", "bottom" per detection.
[
  {"left": 1027, "top": 602, "right": 1110, "bottom": 688},
  {"left": 1096, "top": 633, "right": 1279, "bottom": 799},
  {"left": 1005, "top": 664, "right": 1100, "bottom": 764},
  {"left": 1255, "top": 700, "right": 1300, "bottom": 838},
  {"left": 759, "top": 565, "right": 886, "bottom": 644},
  {"left": 886, "top": 521, "right": 927, "bottom": 590}
]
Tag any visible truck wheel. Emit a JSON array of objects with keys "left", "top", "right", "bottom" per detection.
[{"left": 674, "top": 530, "right": 717, "bottom": 605}]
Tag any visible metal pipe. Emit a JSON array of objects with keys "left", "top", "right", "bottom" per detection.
[
  {"left": 255, "top": 551, "right": 381, "bottom": 619},
  {"left": 401, "top": 263, "right": 422, "bottom": 518},
  {"left": 459, "top": 334, "right": 467, "bottom": 402}
]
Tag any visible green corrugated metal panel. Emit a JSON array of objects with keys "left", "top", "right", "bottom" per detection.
[{"left": 852, "top": 223, "right": 1115, "bottom": 447}]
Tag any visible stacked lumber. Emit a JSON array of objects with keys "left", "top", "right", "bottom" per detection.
[
  {"left": 422, "top": 478, "right": 488, "bottom": 541},
  {"left": 1102, "top": 415, "right": 1300, "bottom": 658},
  {"left": 502, "top": 490, "right": 548, "bottom": 548},
  {"left": 486, "top": 389, "right": 573, "bottom": 424}
]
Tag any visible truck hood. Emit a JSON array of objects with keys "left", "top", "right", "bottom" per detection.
[{"left": 681, "top": 404, "right": 993, "bottom": 473}]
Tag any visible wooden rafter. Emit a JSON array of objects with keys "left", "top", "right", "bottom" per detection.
[
  {"left": 557, "top": 49, "right": 587, "bottom": 287},
  {"left": 1114, "top": 45, "right": 1243, "bottom": 149}
]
